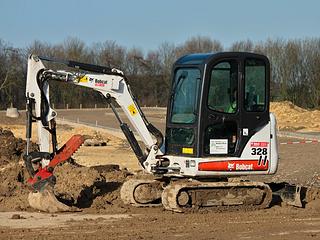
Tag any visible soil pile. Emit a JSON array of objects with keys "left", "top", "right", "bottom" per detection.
[
  {"left": 307, "top": 173, "right": 320, "bottom": 187},
  {"left": 0, "top": 128, "right": 29, "bottom": 165},
  {"left": 0, "top": 164, "right": 30, "bottom": 211},
  {"left": 54, "top": 163, "right": 131, "bottom": 212},
  {"left": 0, "top": 161, "right": 132, "bottom": 212},
  {"left": 0, "top": 129, "right": 38, "bottom": 211},
  {"left": 0, "top": 128, "right": 132, "bottom": 212},
  {"left": 270, "top": 101, "right": 320, "bottom": 132}
]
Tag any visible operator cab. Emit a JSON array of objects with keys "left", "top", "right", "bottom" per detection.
[{"left": 165, "top": 52, "right": 270, "bottom": 158}]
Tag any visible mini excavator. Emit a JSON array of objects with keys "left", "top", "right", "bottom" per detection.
[{"left": 24, "top": 53, "right": 305, "bottom": 213}]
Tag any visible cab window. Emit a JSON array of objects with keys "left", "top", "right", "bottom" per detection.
[
  {"left": 170, "top": 68, "right": 201, "bottom": 124},
  {"left": 244, "top": 59, "right": 266, "bottom": 112},
  {"left": 208, "top": 61, "right": 238, "bottom": 114}
]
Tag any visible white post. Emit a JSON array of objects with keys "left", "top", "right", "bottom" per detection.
[
  {"left": 66, "top": 104, "right": 69, "bottom": 109},
  {"left": 80, "top": 104, "right": 82, "bottom": 109}
]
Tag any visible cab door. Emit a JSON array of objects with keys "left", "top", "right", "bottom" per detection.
[
  {"left": 201, "top": 58, "right": 241, "bottom": 157},
  {"left": 200, "top": 54, "right": 270, "bottom": 158},
  {"left": 238, "top": 56, "right": 270, "bottom": 154}
]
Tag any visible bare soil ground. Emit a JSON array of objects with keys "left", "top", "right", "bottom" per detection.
[{"left": 0, "top": 103, "right": 320, "bottom": 240}]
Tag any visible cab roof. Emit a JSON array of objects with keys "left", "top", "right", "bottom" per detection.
[{"left": 175, "top": 52, "right": 267, "bottom": 65}]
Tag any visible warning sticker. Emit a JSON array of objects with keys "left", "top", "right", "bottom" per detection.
[
  {"left": 128, "top": 104, "right": 138, "bottom": 116},
  {"left": 210, "top": 139, "right": 228, "bottom": 154},
  {"left": 78, "top": 76, "right": 89, "bottom": 83},
  {"left": 182, "top": 147, "right": 193, "bottom": 154}
]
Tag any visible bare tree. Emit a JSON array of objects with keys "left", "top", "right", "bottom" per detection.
[
  {"left": 91, "top": 40, "right": 126, "bottom": 69},
  {"left": 176, "top": 36, "right": 223, "bottom": 57},
  {"left": 230, "top": 39, "right": 254, "bottom": 52}
]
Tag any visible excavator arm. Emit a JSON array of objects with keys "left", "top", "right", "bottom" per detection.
[{"left": 25, "top": 54, "right": 164, "bottom": 189}]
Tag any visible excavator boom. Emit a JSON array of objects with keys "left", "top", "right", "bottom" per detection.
[{"left": 25, "top": 54, "right": 164, "bottom": 211}]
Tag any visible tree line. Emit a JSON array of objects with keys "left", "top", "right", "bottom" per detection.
[{"left": 0, "top": 36, "right": 319, "bottom": 109}]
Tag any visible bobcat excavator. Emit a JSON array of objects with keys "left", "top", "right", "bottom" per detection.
[{"left": 24, "top": 52, "right": 305, "bottom": 213}]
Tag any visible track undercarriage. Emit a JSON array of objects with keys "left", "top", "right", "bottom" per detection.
[
  {"left": 121, "top": 177, "right": 276, "bottom": 212},
  {"left": 120, "top": 175, "right": 319, "bottom": 213}
]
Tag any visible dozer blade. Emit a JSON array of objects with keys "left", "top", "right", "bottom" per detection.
[
  {"left": 279, "top": 185, "right": 302, "bottom": 207},
  {"left": 268, "top": 182, "right": 304, "bottom": 207},
  {"left": 26, "top": 135, "right": 84, "bottom": 212}
]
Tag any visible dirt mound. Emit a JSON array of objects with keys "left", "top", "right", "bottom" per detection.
[
  {"left": 0, "top": 127, "right": 133, "bottom": 213},
  {"left": 0, "top": 161, "right": 132, "bottom": 212},
  {"left": 54, "top": 163, "right": 130, "bottom": 210},
  {"left": 0, "top": 128, "right": 27, "bottom": 166},
  {"left": 0, "top": 128, "right": 37, "bottom": 211},
  {"left": 0, "top": 164, "right": 31, "bottom": 211},
  {"left": 0, "top": 128, "right": 38, "bottom": 166},
  {"left": 270, "top": 101, "right": 320, "bottom": 131},
  {"left": 307, "top": 173, "right": 320, "bottom": 187}
]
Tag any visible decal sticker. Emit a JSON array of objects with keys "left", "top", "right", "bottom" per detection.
[
  {"left": 198, "top": 159, "right": 269, "bottom": 171},
  {"left": 250, "top": 142, "right": 269, "bottom": 147},
  {"left": 95, "top": 79, "right": 108, "bottom": 87},
  {"left": 128, "top": 104, "right": 138, "bottom": 116},
  {"left": 182, "top": 147, "right": 193, "bottom": 154},
  {"left": 250, "top": 142, "right": 268, "bottom": 160},
  {"left": 258, "top": 155, "right": 268, "bottom": 166},
  {"left": 77, "top": 76, "right": 89, "bottom": 83},
  {"left": 227, "top": 162, "right": 235, "bottom": 170},
  {"left": 251, "top": 147, "right": 268, "bottom": 155},
  {"left": 210, "top": 139, "right": 228, "bottom": 154},
  {"left": 243, "top": 128, "right": 249, "bottom": 136}
]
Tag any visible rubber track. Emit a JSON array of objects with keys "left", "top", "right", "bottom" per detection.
[{"left": 162, "top": 180, "right": 273, "bottom": 212}]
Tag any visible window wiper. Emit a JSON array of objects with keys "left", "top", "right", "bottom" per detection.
[{"left": 170, "top": 71, "right": 188, "bottom": 100}]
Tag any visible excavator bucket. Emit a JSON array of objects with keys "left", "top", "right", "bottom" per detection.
[
  {"left": 25, "top": 135, "right": 84, "bottom": 212},
  {"left": 28, "top": 186, "right": 71, "bottom": 213}
]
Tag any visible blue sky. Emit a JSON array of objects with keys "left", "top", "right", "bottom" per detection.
[{"left": 1, "top": 0, "right": 319, "bottom": 52}]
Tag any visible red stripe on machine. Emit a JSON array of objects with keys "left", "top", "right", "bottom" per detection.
[
  {"left": 198, "top": 160, "right": 269, "bottom": 171},
  {"left": 280, "top": 140, "right": 320, "bottom": 145}
]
